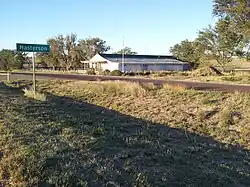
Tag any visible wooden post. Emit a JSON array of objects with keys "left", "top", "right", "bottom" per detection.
[{"left": 7, "top": 72, "right": 10, "bottom": 82}]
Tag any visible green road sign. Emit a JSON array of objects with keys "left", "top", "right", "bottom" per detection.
[{"left": 16, "top": 43, "right": 50, "bottom": 53}]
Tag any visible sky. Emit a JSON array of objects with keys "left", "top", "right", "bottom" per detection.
[{"left": 1, "top": 0, "right": 216, "bottom": 55}]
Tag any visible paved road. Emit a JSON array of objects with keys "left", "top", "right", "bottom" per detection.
[{"left": 1, "top": 72, "right": 250, "bottom": 93}]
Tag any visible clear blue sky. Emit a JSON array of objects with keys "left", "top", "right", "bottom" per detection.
[{"left": 1, "top": 0, "right": 216, "bottom": 55}]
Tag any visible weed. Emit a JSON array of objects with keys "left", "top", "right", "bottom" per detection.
[
  {"left": 23, "top": 88, "right": 46, "bottom": 101},
  {"left": 197, "top": 110, "right": 206, "bottom": 122},
  {"left": 162, "top": 83, "right": 186, "bottom": 92},
  {"left": 133, "top": 173, "right": 151, "bottom": 187},
  {"left": 219, "top": 107, "right": 233, "bottom": 131},
  {"left": 93, "top": 127, "right": 105, "bottom": 136},
  {"left": 140, "top": 83, "right": 158, "bottom": 91}
]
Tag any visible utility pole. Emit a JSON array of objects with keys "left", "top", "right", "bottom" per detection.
[{"left": 122, "top": 36, "right": 125, "bottom": 72}]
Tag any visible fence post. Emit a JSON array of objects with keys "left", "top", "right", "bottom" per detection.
[{"left": 7, "top": 72, "right": 10, "bottom": 82}]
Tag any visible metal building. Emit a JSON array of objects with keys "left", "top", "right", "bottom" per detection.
[{"left": 82, "top": 53, "right": 191, "bottom": 72}]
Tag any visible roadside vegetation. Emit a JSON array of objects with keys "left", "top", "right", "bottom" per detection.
[
  {"left": 23, "top": 87, "right": 47, "bottom": 101},
  {"left": 1, "top": 80, "right": 250, "bottom": 186}
]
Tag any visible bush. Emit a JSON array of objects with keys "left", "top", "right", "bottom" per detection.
[
  {"left": 125, "top": 72, "right": 136, "bottom": 76},
  {"left": 124, "top": 71, "right": 150, "bottom": 76},
  {"left": 87, "top": 68, "right": 96, "bottom": 75},
  {"left": 136, "top": 71, "right": 145, "bottom": 76},
  {"left": 102, "top": 69, "right": 110, "bottom": 76},
  {"left": 110, "top": 70, "right": 122, "bottom": 76},
  {"left": 191, "top": 67, "right": 220, "bottom": 77}
]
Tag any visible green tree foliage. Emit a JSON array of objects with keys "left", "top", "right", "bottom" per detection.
[
  {"left": 78, "top": 37, "right": 110, "bottom": 60},
  {"left": 36, "top": 39, "right": 60, "bottom": 70},
  {"left": 36, "top": 52, "right": 60, "bottom": 70},
  {"left": 113, "top": 47, "right": 137, "bottom": 55},
  {"left": 0, "top": 49, "right": 26, "bottom": 71},
  {"left": 197, "top": 17, "right": 245, "bottom": 69},
  {"left": 213, "top": 0, "right": 250, "bottom": 36},
  {"left": 170, "top": 40, "right": 206, "bottom": 68},
  {"left": 37, "top": 34, "right": 80, "bottom": 70},
  {"left": 37, "top": 35, "right": 110, "bottom": 70}
]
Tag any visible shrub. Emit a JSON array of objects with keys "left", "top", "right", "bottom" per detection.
[
  {"left": 124, "top": 71, "right": 150, "bottom": 76},
  {"left": 102, "top": 69, "right": 110, "bottom": 76},
  {"left": 136, "top": 71, "right": 145, "bottom": 76},
  {"left": 191, "top": 67, "right": 220, "bottom": 77},
  {"left": 125, "top": 72, "right": 136, "bottom": 76},
  {"left": 87, "top": 68, "right": 96, "bottom": 75},
  {"left": 110, "top": 70, "right": 122, "bottom": 76}
]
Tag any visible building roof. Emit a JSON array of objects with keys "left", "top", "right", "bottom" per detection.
[
  {"left": 101, "top": 54, "right": 189, "bottom": 64},
  {"left": 81, "top": 53, "right": 190, "bottom": 65},
  {"left": 102, "top": 54, "right": 176, "bottom": 59}
]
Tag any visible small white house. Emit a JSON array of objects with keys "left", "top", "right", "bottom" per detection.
[{"left": 81, "top": 53, "right": 191, "bottom": 72}]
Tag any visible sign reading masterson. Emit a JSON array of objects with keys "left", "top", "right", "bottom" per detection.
[{"left": 16, "top": 43, "right": 50, "bottom": 53}]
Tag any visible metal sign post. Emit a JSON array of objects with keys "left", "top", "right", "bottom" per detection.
[
  {"left": 32, "top": 52, "right": 36, "bottom": 95},
  {"left": 16, "top": 43, "right": 50, "bottom": 96}
]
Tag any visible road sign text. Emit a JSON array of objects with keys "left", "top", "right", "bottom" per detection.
[{"left": 16, "top": 43, "right": 50, "bottom": 53}]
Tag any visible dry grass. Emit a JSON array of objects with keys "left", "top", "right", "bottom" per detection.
[
  {"left": 23, "top": 88, "right": 46, "bottom": 101},
  {"left": 184, "top": 73, "right": 250, "bottom": 85},
  {"left": 1, "top": 80, "right": 250, "bottom": 186},
  {"left": 162, "top": 83, "right": 187, "bottom": 92},
  {"left": 59, "top": 81, "right": 147, "bottom": 97},
  {"left": 38, "top": 80, "right": 250, "bottom": 146}
]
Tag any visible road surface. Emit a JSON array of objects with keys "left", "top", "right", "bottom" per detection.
[{"left": 1, "top": 72, "right": 250, "bottom": 93}]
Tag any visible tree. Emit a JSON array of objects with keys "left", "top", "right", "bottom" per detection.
[
  {"left": 36, "top": 52, "right": 60, "bottom": 70},
  {"left": 213, "top": 0, "right": 250, "bottom": 36},
  {"left": 15, "top": 52, "right": 27, "bottom": 69},
  {"left": 56, "top": 33, "right": 81, "bottom": 70},
  {"left": 37, "top": 35, "right": 110, "bottom": 70},
  {"left": 113, "top": 47, "right": 137, "bottom": 55},
  {"left": 37, "top": 34, "right": 81, "bottom": 70},
  {"left": 0, "top": 49, "right": 26, "bottom": 71},
  {"left": 170, "top": 40, "right": 206, "bottom": 68},
  {"left": 37, "top": 38, "right": 61, "bottom": 70},
  {"left": 78, "top": 37, "right": 110, "bottom": 60},
  {"left": 197, "top": 17, "right": 245, "bottom": 70}
]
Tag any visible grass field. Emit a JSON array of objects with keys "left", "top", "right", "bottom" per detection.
[
  {"left": 1, "top": 80, "right": 250, "bottom": 186},
  {"left": 188, "top": 74, "right": 250, "bottom": 84}
]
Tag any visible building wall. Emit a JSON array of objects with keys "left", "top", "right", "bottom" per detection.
[
  {"left": 123, "top": 63, "right": 189, "bottom": 72},
  {"left": 96, "top": 61, "right": 190, "bottom": 72},
  {"left": 87, "top": 54, "right": 191, "bottom": 72},
  {"left": 148, "top": 64, "right": 185, "bottom": 71},
  {"left": 123, "top": 64, "right": 142, "bottom": 72},
  {"left": 182, "top": 64, "right": 191, "bottom": 71},
  {"left": 101, "top": 61, "right": 119, "bottom": 71}
]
